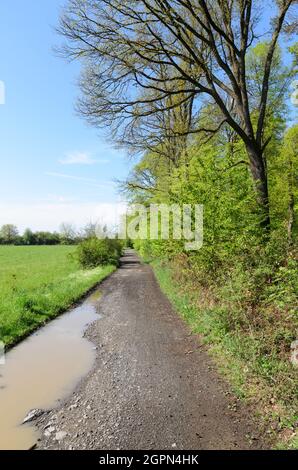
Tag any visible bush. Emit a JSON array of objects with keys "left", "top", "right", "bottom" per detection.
[{"left": 75, "top": 238, "right": 123, "bottom": 268}]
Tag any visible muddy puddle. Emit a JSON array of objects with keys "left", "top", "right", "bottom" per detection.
[{"left": 0, "top": 290, "right": 102, "bottom": 450}]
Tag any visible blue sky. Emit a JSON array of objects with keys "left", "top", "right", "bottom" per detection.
[{"left": 0, "top": 0, "right": 131, "bottom": 232}]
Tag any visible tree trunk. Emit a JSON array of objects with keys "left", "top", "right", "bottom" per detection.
[
  {"left": 246, "top": 144, "right": 270, "bottom": 231},
  {"left": 287, "top": 159, "right": 295, "bottom": 248},
  {"left": 287, "top": 193, "right": 294, "bottom": 247}
]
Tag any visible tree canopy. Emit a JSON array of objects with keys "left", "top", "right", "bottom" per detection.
[{"left": 58, "top": 0, "right": 297, "bottom": 227}]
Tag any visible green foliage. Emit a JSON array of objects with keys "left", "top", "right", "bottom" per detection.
[
  {"left": 289, "top": 42, "right": 298, "bottom": 68},
  {"left": 0, "top": 246, "right": 115, "bottom": 346},
  {"left": 0, "top": 224, "right": 19, "bottom": 244},
  {"left": 75, "top": 238, "right": 123, "bottom": 268},
  {"left": 246, "top": 42, "right": 293, "bottom": 110}
]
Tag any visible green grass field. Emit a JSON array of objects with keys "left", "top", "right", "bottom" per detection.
[{"left": 0, "top": 246, "right": 115, "bottom": 347}]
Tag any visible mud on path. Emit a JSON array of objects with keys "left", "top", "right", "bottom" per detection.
[{"left": 36, "top": 250, "right": 266, "bottom": 450}]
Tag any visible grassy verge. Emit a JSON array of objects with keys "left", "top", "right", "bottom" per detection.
[
  {"left": 0, "top": 246, "right": 116, "bottom": 347},
  {"left": 151, "top": 258, "right": 298, "bottom": 449}
]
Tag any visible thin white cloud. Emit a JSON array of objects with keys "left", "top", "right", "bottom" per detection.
[
  {"left": 59, "top": 151, "right": 109, "bottom": 165},
  {"left": 45, "top": 194, "right": 78, "bottom": 203},
  {"left": 45, "top": 172, "right": 115, "bottom": 189}
]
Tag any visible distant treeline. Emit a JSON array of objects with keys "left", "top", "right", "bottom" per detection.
[{"left": 0, "top": 222, "right": 107, "bottom": 246}]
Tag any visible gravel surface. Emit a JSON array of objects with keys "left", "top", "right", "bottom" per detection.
[{"left": 36, "top": 250, "right": 265, "bottom": 450}]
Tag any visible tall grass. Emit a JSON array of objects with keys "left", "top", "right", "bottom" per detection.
[{"left": 152, "top": 258, "right": 298, "bottom": 449}]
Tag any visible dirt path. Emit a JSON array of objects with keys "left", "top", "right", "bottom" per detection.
[{"left": 36, "top": 250, "right": 265, "bottom": 450}]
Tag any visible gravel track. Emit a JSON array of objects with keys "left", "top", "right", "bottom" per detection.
[{"left": 36, "top": 250, "right": 265, "bottom": 450}]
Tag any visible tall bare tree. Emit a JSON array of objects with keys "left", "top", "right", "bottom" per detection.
[{"left": 58, "top": 0, "right": 297, "bottom": 229}]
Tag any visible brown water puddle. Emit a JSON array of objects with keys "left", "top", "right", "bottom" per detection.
[{"left": 0, "top": 291, "right": 101, "bottom": 450}]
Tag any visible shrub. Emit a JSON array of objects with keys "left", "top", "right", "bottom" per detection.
[{"left": 75, "top": 238, "right": 123, "bottom": 268}]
